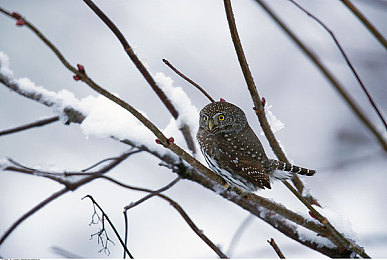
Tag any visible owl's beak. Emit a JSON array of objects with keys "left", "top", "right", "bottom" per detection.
[{"left": 208, "top": 119, "right": 215, "bottom": 131}]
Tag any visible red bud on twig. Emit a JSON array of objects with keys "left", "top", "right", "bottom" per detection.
[
  {"left": 168, "top": 137, "right": 175, "bottom": 144},
  {"left": 261, "top": 97, "right": 266, "bottom": 107},
  {"left": 73, "top": 75, "right": 81, "bottom": 81},
  {"left": 309, "top": 211, "right": 317, "bottom": 220},
  {"left": 11, "top": 12, "right": 21, "bottom": 19},
  {"left": 155, "top": 139, "right": 161, "bottom": 144},
  {"left": 220, "top": 98, "right": 226, "bottom": 102},
  {"left": 77, "top": 64, "right": 85, "bottom": 73},
  {"left": 16, "top": 19, "right": 25, "bottom": 26}
]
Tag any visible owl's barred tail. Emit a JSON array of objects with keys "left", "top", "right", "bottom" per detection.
[{"left": 271, "top": 160, "right": 315, "bottom": 176}]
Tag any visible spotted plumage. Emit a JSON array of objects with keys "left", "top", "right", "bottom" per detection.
[{"left": 196, "top": 101, "right": 315, "bottom": 192}]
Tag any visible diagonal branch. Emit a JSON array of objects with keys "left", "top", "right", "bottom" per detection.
[
  {"left": 0, "top": 151, "right": 133, "bottom": 246},
  {"left": 253, "top": 0, "right": 386, "bottom": 153},
  {"left": 81, "top": 0, "right": 196, "bottom": 155},
  {"left": 82, "top": 195, "right": 134, "bottom": 258},
  {"left": 0, "top": 187, "right": 68, "bottom": 246},
  {"left": 123, "top": 176, "right": 182, "bottom": 211},
  {"left": 162, "top": 59, "right": 215, "bottom": 103},
  {"left": 288, "top": 0, "right": 387, "bottom": 132},
  {"left": 0, "top": 116, "right": 59, "bottom": 136},
  {"left": 340, "top": 0, "right": 387, "bottom": 50},
  {"left": 268, "top": 238, "right": 286, "bottom": 259}
]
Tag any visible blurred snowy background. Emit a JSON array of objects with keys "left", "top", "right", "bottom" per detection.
[{"left": 0, "top": 0, "right": 386, "bottom": 258}]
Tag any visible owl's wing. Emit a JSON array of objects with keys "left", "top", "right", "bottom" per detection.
[
  {"left": 236, "top": 158, "right": 271, "bottom": 189},
  {"left": 217, "top": 151, "right": 271, "bottom": 189}
]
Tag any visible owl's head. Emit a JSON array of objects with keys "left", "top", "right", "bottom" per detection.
[{"left": 199, "top": 101, "right": 248, "bottom": 134}]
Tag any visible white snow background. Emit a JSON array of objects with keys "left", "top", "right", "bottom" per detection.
[{"left": 0, "top": 0, "right": 386, "bottom": 258}]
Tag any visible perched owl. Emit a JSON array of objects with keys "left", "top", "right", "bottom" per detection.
[{"left": 197, "top": 101, "right": 315, "bottom": 192}]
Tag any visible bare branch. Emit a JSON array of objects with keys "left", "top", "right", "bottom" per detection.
[
  {"left": 0, "top": 188, "right": 68, "bottom": 246},
  {"left": 267, "top": 238, "right": 286, "bottom": 259},
  {"left": 162, "top": 58, "right": 215, "bottom": 103},
  {"left": 81, "top": 0, "right": 196, "bottom": 155},
  {"left": 0, "top": 151, "right": 133, "bottom": 246},
  {"left": 99, "top": 176, "right": 228, "bottom": 258},
  {"left": 252, "top": 0, "right": 387, "bottom": 153},
  {"left": 288, "top": 0, "right": 387, "bottom": 131},
  {"left": 340, "top": 0, "right": 387, "bottom": 50},
  {"left": 124, "top": 176, "right": 182, "bottom": 211},
  {"left": 82, "top": 195, "right": 134, "bottom": 258},
  {"left": 0, "top": 116, "right": 59, "bottom": 136}
]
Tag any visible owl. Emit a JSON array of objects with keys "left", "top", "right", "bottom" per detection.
[{"left": 196, "top": 101, "right": 315, "bottom": 192}]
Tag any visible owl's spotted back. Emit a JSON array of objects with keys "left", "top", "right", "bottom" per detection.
[{"left": 197, "top": 101, "right": 315, "bottom": 192}]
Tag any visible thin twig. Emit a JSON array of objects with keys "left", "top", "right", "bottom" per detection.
[
  {"left": 81, "top": 0, "right": 196, "bottom": 155},
  {"left": 0, "top": 151, "right": 133, "bottom": 246},
  {"left": 223, "top": 1, "right": 369, "bottom": 258},
  {"left": 268, "top": 238, "right": 285, "bottom": 259},
  {"left": 123, "top": 211, "right": 129, "bottom": 259},
  {"left": 82, "top": 195, "right": 134, "bottom": 258},
  {"left": 124, "top": 176, "right": 182, "bottom": 211},
  {"left": 288, "top": 0, "right": 387, "bottom": 131},
  {"left": 340, "top": 0, "right": 387, "bottom": 50},
  {"left": 253, "top": 0, "right": 386, "bottom": 152},
  {"left": 98, "top": 176, "right": 228, "bottom": 258},
  {"left": 0, "top": 116, "right": 59, "bottom": 136},
  {"left": 162, "top": 59, "right": 215, "bottom": 102}
]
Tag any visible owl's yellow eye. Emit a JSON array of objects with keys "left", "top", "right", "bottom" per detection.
[
  {"left": 218, "top": 114, "right": 225, "bottom": 121},
  {"left": 203, "top": 115, "right": 208, "bottom": 122}
]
